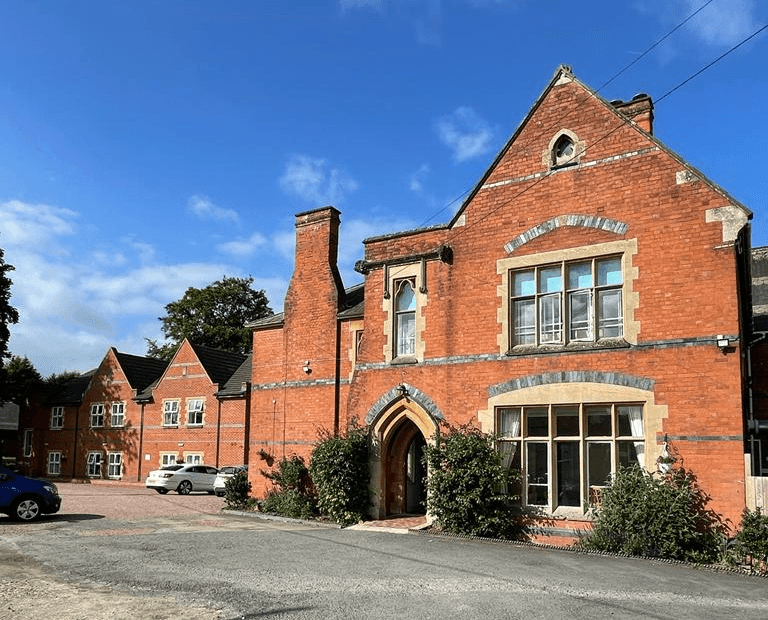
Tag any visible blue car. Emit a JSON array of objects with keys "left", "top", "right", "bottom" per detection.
[{"left": 0, "top": 464, "right": 62, "bottom": 521}]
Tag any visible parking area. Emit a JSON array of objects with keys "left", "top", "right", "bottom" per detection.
[{"left": 0, "top": 480, "right": 226, "bottom": 526}]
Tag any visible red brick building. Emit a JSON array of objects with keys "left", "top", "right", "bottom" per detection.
[
  {"left": 18, "top": 340, "right": 250, "bottom": 482},
  {"left": 9, "top": 66, "right": 766, "bottom": 539},
  {"left": 248, "top": 65, "right": 759, "bottom": 536}
]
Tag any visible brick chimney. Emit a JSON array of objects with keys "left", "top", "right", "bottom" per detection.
[
  {"left": 283, "top": 206, "right": 344, "bottom": 379},
  {"left": 612, "top": 93, "right": 654, "bottom": 135}
]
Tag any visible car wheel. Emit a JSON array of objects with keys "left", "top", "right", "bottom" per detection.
[
  {"left": 215, "top": 492, "right": 224, "bottom": 497},
  {"left": 156, "top": 489, "right": 169, "bottom": 495},
  {"left": 207, "top": 490, "right": 215, "bottom": 495},
  {"left": 177, "top": 480, "right": 192, "bottom": 495},
  {"left": 11, "top": 496, "right": 42, "bottom": 522}
]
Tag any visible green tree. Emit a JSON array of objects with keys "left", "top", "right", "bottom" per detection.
[
  {"left": 0, "top": 248, "right": 20, "bottom": 402},
  {"left": 145, "top": 276, "right": 272, "bottom": 360},
  {"left": 3, "top": 356, "right": 42, "bottom": 404}
]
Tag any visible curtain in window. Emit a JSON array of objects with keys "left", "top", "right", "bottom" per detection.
[
  {"left": 498, "top": 409, "right": 520, "bottom": 494},
  {"left": 627, "top": 406, "right": 644, "bottom": 467}
]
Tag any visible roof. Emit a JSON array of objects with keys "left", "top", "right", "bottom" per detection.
[
  {"left": 448, "top": 65, "right": 751, "bottom": 229},
  {"left": 216, "top": 353, "right": 252, "bottom": 398},
  {"left": 190, "top": 343, "right": 248, "bottom": 387},
  {"left": 247, "top": 312, "right": 285, "bottom": 329},
  {"left": 42, "top": 370, "right": 96, "bottom": 406},
  {"left": 114, "top": 350, "right": 168, "bottom": 393},
  {"left": 337, "top": 282, "right": 364, "bottom": 320}
]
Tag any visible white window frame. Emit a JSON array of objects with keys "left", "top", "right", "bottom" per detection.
[
  {"left": 184, "top": 453, "right": 203, "bottom": 465},
  {"left": 107, "top": 452, "right": 122, "bottom": 479},
  {"left": 393, "top": 278, "right": 417, "bottom": 358},
  {"left": 47, "top": 451, "right": 62, "bottom": 475},
  {"left": 22, "top": 429, "right": 33, "bottom": 458},
  {"left": 497, "top": 403, "right": 644, "bottom": 513},
  {"left": 510, "top": 255, "right": 623, "bottom": 348},
  {"left": 160, "top": 453, "right": 177, "bottom": 467},
  {"left": 163, "top": 400, "right": 180, "bottom": 427},
  {"left": 90, "top": 403, "right": 105, "bottom": 428},
  {"left": 86, "top": 452, "right": 103, "bottom": 477},
  {"left": 186, "top": 398, "right": 204, "bottom": 426},
  {"left": 110, "top": 402, "right": 125, "bottom": 427},
  {"left": 50, "top": 406, "right": 64, "bottom": 429}
]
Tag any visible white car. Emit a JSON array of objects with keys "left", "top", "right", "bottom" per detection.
[
  {"left": 145, "top": 464, "right": 219, "bottom": 495},
  {"left": 213, "top": 465, "right": 248, "bottom": 497}
]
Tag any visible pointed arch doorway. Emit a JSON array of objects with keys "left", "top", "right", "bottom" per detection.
[{"left": 371, "top": 398, "right": 437, "bottom": 518}]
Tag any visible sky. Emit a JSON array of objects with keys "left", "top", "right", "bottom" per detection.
[{"left": 0, "top": 0, "right": 766, "bottom": 377}]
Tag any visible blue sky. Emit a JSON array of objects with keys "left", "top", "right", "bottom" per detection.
[{"left": 0, "top": 0, "right": 765, "bottom": 377}]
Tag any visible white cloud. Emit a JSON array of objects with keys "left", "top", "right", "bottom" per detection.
[
  {"left": 0, "top": 199, "right": 77, "bottom": 249},
  {"left": 272, "top": 230, "right": 296, "bottom": 263},
  {"left": 409, "top": 164, "right": 430, "bottom": 192},
  {"left": 217, "top": 232, "right": 268, "bottom": 258},
  {"left": 279, "top": 155, "right": 359, "bottom": 205},
  {"left": 340, "top": 0, "right": 383, "bottom": 10},
  {"left": 435, "top": 106, "right": 495, "bottom": 162},
  {"left": 0, "top": 198, "right": 251, "bottom": 376},
  {"left": 636, "top": 0, "right": 760, "bottom": 48},
  {"left": 186, "top": 194, "right": 240, "bottom": 223},
  {"left": 678, "top": 0, "right": 758, "bottom": 46}
]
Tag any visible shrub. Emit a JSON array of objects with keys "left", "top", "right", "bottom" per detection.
[
  {"left": 580, "top": 465, "right": 725, "bottom": 563},
  {"left": 223, "top": 470, "right": 253, "bottom": 511},
  {"left": 261, "top": 455, "right": 316, "bottom": 520},
  {"left": 309, "top": 424, "right": 370, "bottom": 526},
  {"left": 727, "top": 508, "right": 768, "bottom": 574},
  {"left": 423, "top": 422, "right": 521, "bottom": 539}
]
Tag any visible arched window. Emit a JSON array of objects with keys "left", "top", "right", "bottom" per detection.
[
  {"left": 394, "top": 279, "right": 416, "bottom": 357},
  {"left": 552, "top": 134, "right": 575, "bottom": 167}
]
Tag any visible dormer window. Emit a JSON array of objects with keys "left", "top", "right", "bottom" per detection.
[{"left": 553, "top": 135, "right": 575, "bottom": 167}]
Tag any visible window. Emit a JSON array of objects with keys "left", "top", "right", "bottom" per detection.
[
  {"left": 107, "top": 453, "right": 122, "bottom": 479},
  {"left": 50, "top": 407, "right": 64, "bottom": 429},
  {"left": 552, "top": 134, "right": 575, "bottom": 167},
  {"left": 163, "top": 400, "right": 179, "bottom": 426},
  {"left": 185, "top": 453, "right": 203, "bottom": 465},
  {"left": 497, "top": 403, "right": 644, "bottom": 511},
  {"left": 394, "top": 279, "right": 416, "bottom": 358},
  {"left": 90, "top": 403, "right": 105, "bottom": 428},
  {"left": 187, "top": 398, "right": 204, "bottom": 426},
  {"left": 22, "top": 429, "right": 32, "bottom": 458},
  {"left": 47, "top": 451, "right": 61, "bottom": 475},
  {"left": 87, "top": 452, "right": 102, "bottom": 477},
  {"left": 111, "top": 402, "right": 125, "bottom": 427},
  {"left": 510, "top": 256, "right": 623, "bottom": 347},
  {"left": 160, "top": 453, "right": 177, "bottom": 467}
]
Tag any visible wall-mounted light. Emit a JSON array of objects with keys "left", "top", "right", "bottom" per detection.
[
  {"left": 303, "top": 360, "right": 312, "bottom": 374},
  {"left": 397, "top": 383, "right": 408, "bottom": 397},
  {"left": 177, "top": 442, "right": 184, "bottom": 447},
  {"left": 716, "top": 335, "right": 730, "bottom": 349}
]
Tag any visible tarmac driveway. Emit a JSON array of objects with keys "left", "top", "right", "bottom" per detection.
[{"left": 2, "top": 483, "right": 768, "bottom": 620}]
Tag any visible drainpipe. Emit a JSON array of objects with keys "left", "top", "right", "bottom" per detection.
[{"left": 747, "top": 331, "right": 768, "bottom": 476}]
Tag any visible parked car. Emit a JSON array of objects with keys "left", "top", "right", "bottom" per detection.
[
  {"left": 213, "top": 465, "right": 248, "bottom": 497},
  {"left": 145, "top": 464, "right": 219, "bottom": 495},
  {"left": 0, "top": 464, "right": 62, "bottom": 521}
]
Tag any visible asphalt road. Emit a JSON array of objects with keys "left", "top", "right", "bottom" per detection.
[{"left": 1, "top": 483, "right": 767, "bottom": 620}]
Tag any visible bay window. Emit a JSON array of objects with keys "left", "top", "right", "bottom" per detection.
[{"left": 497, "top": 403, "right": 644, "bottom": 511}]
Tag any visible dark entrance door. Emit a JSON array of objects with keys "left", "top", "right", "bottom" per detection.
[{"left": 405, "top": 434, "right": 426, "bottom": 514}]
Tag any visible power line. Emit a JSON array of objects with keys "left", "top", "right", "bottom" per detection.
[{"left": 413, "top": 0, "right": 723, "bottom": 231}]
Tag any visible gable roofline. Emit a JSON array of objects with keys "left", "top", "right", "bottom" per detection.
[{"left": 447, "top": 64, "right": 751, "bottom": 229}]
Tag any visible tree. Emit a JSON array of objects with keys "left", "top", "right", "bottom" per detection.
[
  {"left": 0, "top": 248, "right": 20, "bottom": 402},
  {"left": 145, "top": 276, "right": 272, "bottom": 360},
  {"left": 3, "top": 356, "right": 42, "bottom": 405}
]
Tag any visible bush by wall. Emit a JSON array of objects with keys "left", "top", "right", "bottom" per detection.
[
  {"left": 726, "top": 508, "right": 768, "bottom": 574},
  {"left": 423, "top": 422, "right": 521, "bottom": 539},
  {"left": 309, "top": 424, "right": 370, "bottom": 526},
  {"left": 261, "top": 455, "right": 316, "bottom": 520},
  {"left": 223, "top": 470, "right": 254, "bottom": 511},
  {"left": 580, "top": 465, "right": 726, "bottom": 563}
]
